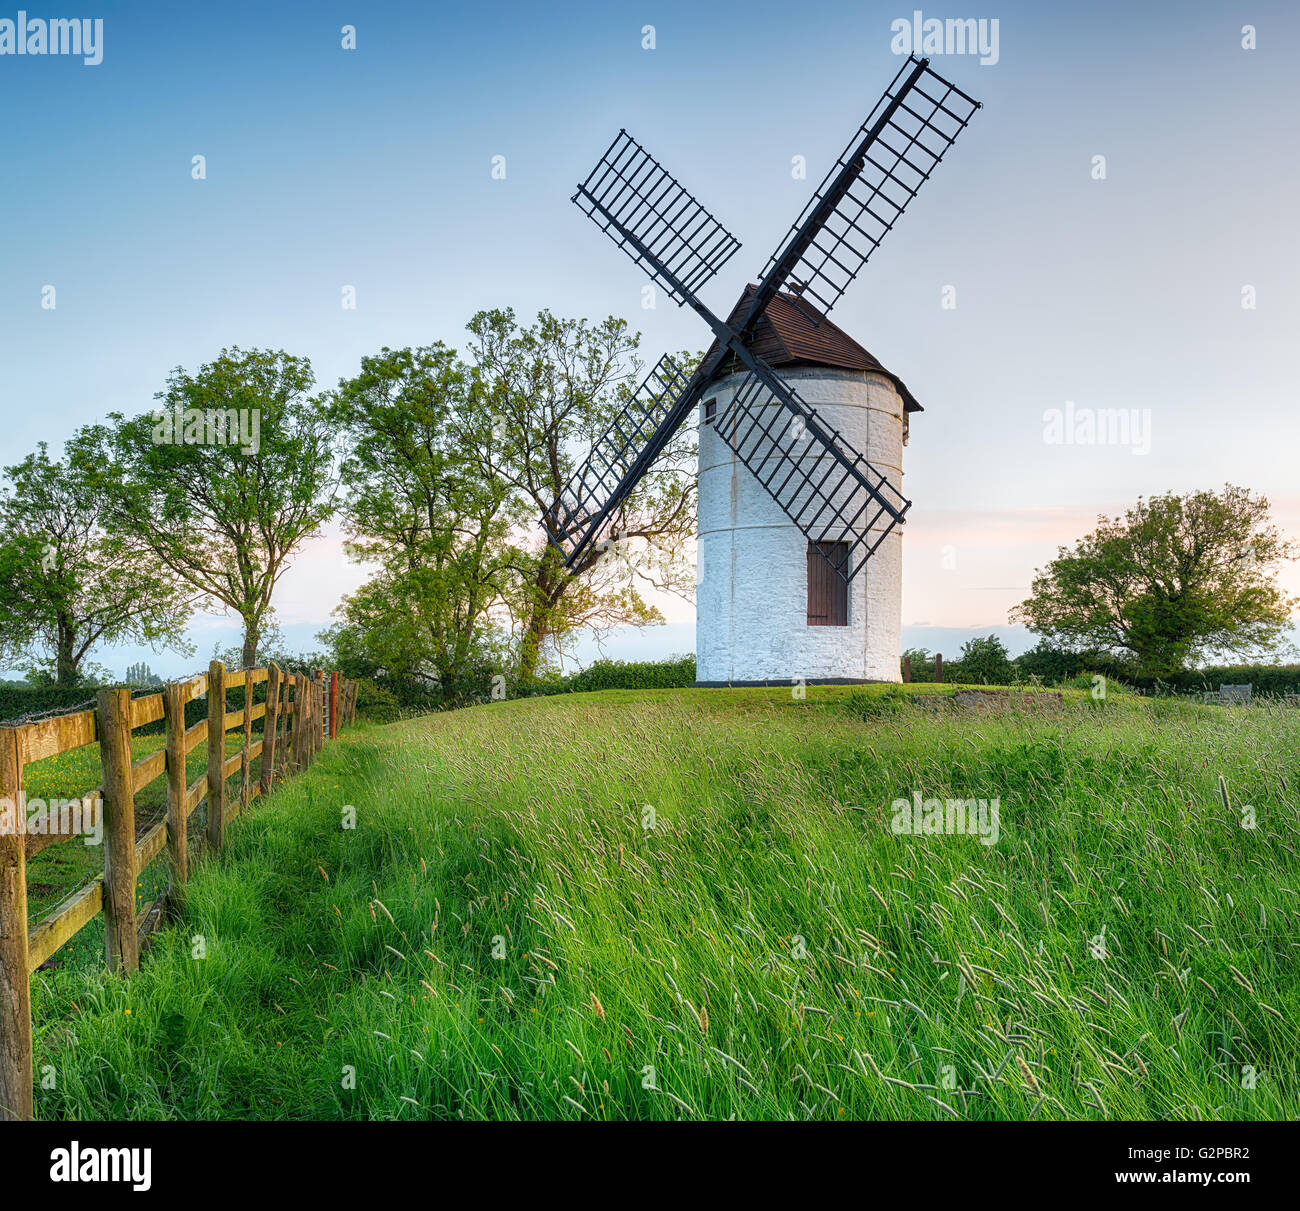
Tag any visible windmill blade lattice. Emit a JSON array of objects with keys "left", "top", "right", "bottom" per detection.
[
  {"left": 574, "top": 130, "right": 743, "bottom": 306},
  {"left": 714, "top": 361, "right": 911, "bottom": 583},
  {"left": 544, "top": 352, "right": 695, "bottom": 566},
  {"left": 547, "top": 56, "right": 979, "bottom": 584},
  {"left": 757, "top": 57, "right": 980, "bottom": 326}
]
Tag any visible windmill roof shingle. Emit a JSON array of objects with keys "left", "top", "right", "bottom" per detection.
[{"left": 701, "top": 285, "right": 922, "bottom": 413}]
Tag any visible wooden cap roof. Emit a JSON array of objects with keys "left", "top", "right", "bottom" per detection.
[{"left": 701, "top": 285, "right": 922, "bottom": 413}]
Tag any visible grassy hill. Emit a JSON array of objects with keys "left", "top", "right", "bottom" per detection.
[{"left": 30, "top": 685, "right": 1300, "bottom": 1120}]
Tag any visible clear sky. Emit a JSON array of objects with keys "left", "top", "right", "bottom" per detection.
[{"left": 2, "top": 0, "right": 1297, "bottom": 677}]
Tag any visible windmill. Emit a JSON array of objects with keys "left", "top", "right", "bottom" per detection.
[{"left": 544, "top": 55, "right": 980, "bottom": 684}]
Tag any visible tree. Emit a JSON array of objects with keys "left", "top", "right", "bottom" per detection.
[
  {"left": 82, "top": 348, "right": 338, "bottom": 669},
  {"left": 321, "top": 570, "right": 506, "bottom": 707},
  {"left": 123, "top": 662, "right": 162, "bottom": 686},
  {"left": 325, "top": 344, "right": 515, "bottom": 704},
  {"left": 466, "top": 308, "right": 698, "bottom": 683},
  {"left": 0, "top": 441, "right": 192, "bottom": 686},
  {"left": 950, "top": 634, "right": 1014, "bottom": 685},
  {"left": 1011, "top": 485, "right": 1297, "bottom": 676}
]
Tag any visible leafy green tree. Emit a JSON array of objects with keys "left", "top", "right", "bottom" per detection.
[
  {"left": 1012, "top": 486, "right": 1296, "bottom": 676},
  {"left": 325, "top": 344, "right": 514, "bottom": 703},
  {"left": 951, "top": 634, "right": 1014, "bottom": 685},
  {"left": 123, "top": 662, "right": 162, "bottom": 686},
  {"left": 0, "top": 441, "right": 192, "bottom": 686},
  {"left": 321, "top": 572, "right": 505, "bottom": 708},
  {"left": 81, "top": 348, "right": 338, "bottom": 669},
  {"left": 466, "top": 308, "right": 698, "bottom": 683}
]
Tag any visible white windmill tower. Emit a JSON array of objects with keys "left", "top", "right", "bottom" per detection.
[
  {"left": 544, "top": 56, "right": 980, "bottom": 686},
  {"left": 693, "top": 289, "right": 923, "bottom": 683}
]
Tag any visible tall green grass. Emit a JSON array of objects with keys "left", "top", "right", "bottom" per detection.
[
  {"left": 30, "top": 686, "right": 1300, "bottom": 1120},
  {"left": 23, "top": 732, "right": 264, "bottom": 972}
]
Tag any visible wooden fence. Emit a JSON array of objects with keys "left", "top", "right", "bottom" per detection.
[{"left": 0, "top": 661, "right": 358, "bottom": 1121}]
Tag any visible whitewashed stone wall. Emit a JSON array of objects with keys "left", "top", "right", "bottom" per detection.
[{"left": 696, "top": 366, "right": 905, "bottom": 684}]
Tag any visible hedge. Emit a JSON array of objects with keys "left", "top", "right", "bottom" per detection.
[
  {"left": 0, "top": 683, "right": 108, "bottom": 724},
  {"left": 1119, "top": 663, "right": 1300, "bottom": 697},
  {"left": 530, "top": 655, "right": 697, "bottom": 696}
]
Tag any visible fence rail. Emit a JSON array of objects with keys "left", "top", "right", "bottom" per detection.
[{"left": 0, "top": 661, "right": 358, "bottom": 1121}]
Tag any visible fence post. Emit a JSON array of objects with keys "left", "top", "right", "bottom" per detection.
[
  {"left": 305, "top": 673, "right": 314, "bottom": 763},
  {"left": 277, "top": 675, "right": 288, "bottom": 772},
  {"left": 292, "top": 675, "right": 305, "bottom": 772},
  {"left": 293, "top": 675, "right": 302, "bottom": 769},
  {"left": 207, "top": 660, "right": 227, "bottom": 852},
  {"left": 301, "top": 673, "right": 309, "bottom": 764},
  {"left": 0, "top": 726, "right": 33, "bottom": 1121},
  {"left": 312, "top": 670, "right": 324, "bottom": 755},
  {"left": 163, "top": 682, "right": 188, "bottom": 893},
  {"left": 262, "top": 663, "right": 281, "bottom": 795},
  {"left": 240, "top": 674, "right": 254, "bottom": 810},
  {"left": 295, "top": 674, "right": 306, "bottom": 770},
  {"left": 935, "top": 653, "right": 943, "bottom": 683},
  {"left": 280, "top": 675, "right": 292, "bottom": 774},
  {"left": 98, "top": 688, "right": 139, "bottom": 975},
  {"left": 329, "top": 672, "right": 339, "bottom": 740}
]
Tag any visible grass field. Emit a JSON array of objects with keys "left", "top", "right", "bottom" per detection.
[{"left": 28, "top": 684, "right": 1300, "bottom": 1120}]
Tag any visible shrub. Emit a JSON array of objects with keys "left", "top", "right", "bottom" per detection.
[
  {"left": 1013, "top": 640, "right": 1103, "bottom": 685},
  {"left": 948, "top": 635, "right": 1015, "bottom": 685},
  {"left": 900, "top": 648, "right": 936, "bottom": 682},
  {"left": 568, "top": 655, "right": 696, "bottom": 692},
  {"left": 0, "top": 682, "right": 105, "bottom": 724},
  {"left": 1008, "top": 641, "right": 1300, "bottom": 697},
  {"left": 1125, "top": 662, "right": 1300, "bottom": 698},
  {"left": 353, "top": 678, "right": 401, "bottom": 724},
  {"left": 529, "top": 655, "right": 696, "bottom": 696}
]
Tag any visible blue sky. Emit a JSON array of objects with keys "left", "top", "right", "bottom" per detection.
[{"left": 2, "top": 0, "right": 1298, "bottom": 677}]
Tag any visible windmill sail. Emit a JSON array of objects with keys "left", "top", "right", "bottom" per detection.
[
  {"left": 544, "top": 353, "right": 696, "bottom": 566},
  {"left": 574, "top": 131, "right": 742, "bottom": 306},
  {"left": 714, "top": 359, "right": 910, "bottom": 584},
  {"left": 754, "top": 56, "right": 980, "bottom": 327},
  {"left": 549, "top": 56, "right": 978, "bottom": 584}
]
